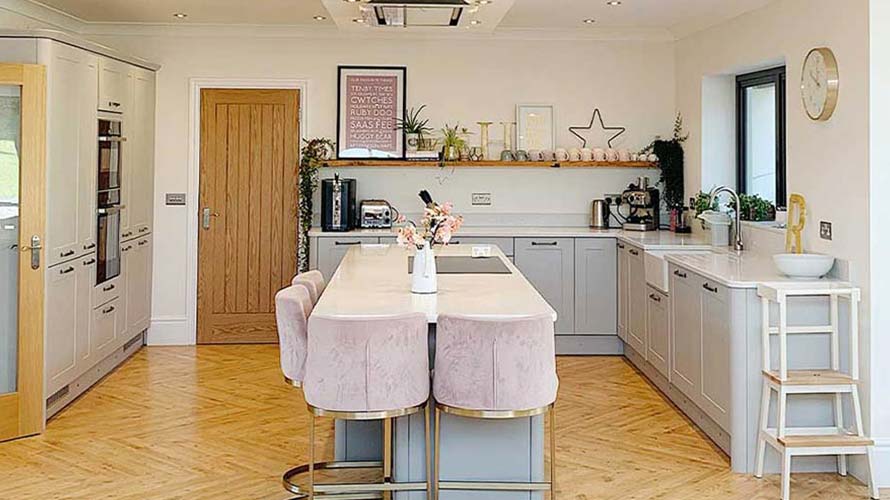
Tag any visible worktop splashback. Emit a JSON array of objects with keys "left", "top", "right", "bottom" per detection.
[{"left": 315, "top": 167, "right": 654, "bottom": 227}]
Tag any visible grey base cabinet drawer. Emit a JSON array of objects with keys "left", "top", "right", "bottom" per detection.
[
  {"left": 316, "top": 237, "right": 382, "bottom": 281},
  {"left": 574, "top": 239, "right": 617, "bottom": 335},
  {"left": 91, "top": 275, "right": 121, "bottom": 308},
  {"left": 514, "top": 238, "right": 574, "bottom": 334},
  {"left": 92, "top": 298, "right": 122, "bottom": 360}
]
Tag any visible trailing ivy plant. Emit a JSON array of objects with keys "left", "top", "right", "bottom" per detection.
[
  {"left": 642, "top": 113, "right": 688, "bottom": 210},
  {"left": 298, "top": 137, "right": 335, "bottom": 273}
]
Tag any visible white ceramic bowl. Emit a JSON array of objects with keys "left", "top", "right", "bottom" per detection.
[{"left": 773, "top": 253, "right": 835, "bottom": 279}]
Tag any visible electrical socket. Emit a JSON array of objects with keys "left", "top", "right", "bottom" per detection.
[
  {"left": 471, "top": 192, "right": 492, "bottom": 206},
  {"left": 820, "top": 221, "right": 833, "bottom": 241}
]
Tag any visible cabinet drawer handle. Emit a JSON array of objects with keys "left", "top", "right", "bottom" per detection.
[
  {"left": 122, "top": 245, "right": 133, "bottom": 252},
  {"left": 84, "top": 243, "right": 96, "bottom": 250},
  {"left": 109, "top": 101, "right": 121, "bottom": 108},
  {"left": 122, "top": 232, "right": 134, "bottom": 238},
  {"left": 138, "top": 240, "right": 148, "bottom": 246},
  {"left": 139, "top": 227, "right": 150, "bottom": 233},
  {"left": 673, "top": 270, "right": 687, "bottom": 279},
  {"left": 60, "top": 266, "right": 75, "bottom": 275},
  {"left": 60, "top": 250, "right": 75, "bottom": 257},
  {"left": 703, "top": 283, "right": 718, "bottom": 293},
  {"left": 334, "top": 241, "right": 361, "bottom": 246},
  {"left": 531, "top": 241, "right": 558, "bottom": 246},
  {"left": 102, "top": 284, "right": 115, "bottom": 292},
  {"left": 617, "top": 243, "right": 625, "bottom": 249},
  {"left": 649, "top": 293, "right": 662, "bottom": 303},
  {"left": 82, "top": 258, "right": 96, "bottom": 266},
  {"left": 102, "top": 305, "right": 115, "bottom": 314},
  {"left": 629, "top": 249, "right": 640, "bottom": 256}
]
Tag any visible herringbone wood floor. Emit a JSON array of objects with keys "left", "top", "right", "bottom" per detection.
[{"left": 0, "top": 346, "right": 881, "bottom": 499}]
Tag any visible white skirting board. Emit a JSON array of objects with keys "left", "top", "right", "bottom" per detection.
[
  {"left": 147, "top": 316, "right": 191, "bottom": 345},
  {"left": 875, "top": 439, "right": 890, "bottom": 488}
]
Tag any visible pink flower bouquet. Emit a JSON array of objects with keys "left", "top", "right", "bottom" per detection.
[{"left": 396, "top": 201, "right": 464, "bottom": 249}]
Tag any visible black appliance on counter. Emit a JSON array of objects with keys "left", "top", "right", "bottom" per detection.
[{"left": 321, "top": 175, "right": 357, "bottom": 232}]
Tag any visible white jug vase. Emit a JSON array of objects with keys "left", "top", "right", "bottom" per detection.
[{"left": 411, "top": 241, "right": 438, "bottom": 294}]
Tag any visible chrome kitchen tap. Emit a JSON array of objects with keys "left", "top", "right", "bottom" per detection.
[{"left": 708, "top": 185, "right": 745, "bottom": 252}]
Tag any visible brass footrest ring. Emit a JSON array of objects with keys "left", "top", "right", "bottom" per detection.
[{"left": 282, "top": 460, "right": 384, "bottom": 495}]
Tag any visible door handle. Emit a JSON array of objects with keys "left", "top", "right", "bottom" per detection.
[
  {"left": 202, "top": 208, "right": 220, "bottom": 230},
  {"left": 334, "top": 241, "right": 361, "bottom": 246},
  {"left": 629, "top": 249, "right": 640, "bottom": 256},
  {"left": 703, "top": 283, "right": 718, "bottom": 293},
  {"left": 531, "top": 241, "right": 558, "bottom": 246},
  {"left": 673, "top": 269, "right": 687, "bottom": 279},
  {"left": 20, "top": 235, "right": 42, "bottom": 270}
]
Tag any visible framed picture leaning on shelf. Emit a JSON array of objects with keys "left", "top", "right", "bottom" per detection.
[
  {"left": 337, "top": 65, "right": 407, "bottom": 159},
  {"left": 516, "top": 103, "right": 555, "bottom": 151}
]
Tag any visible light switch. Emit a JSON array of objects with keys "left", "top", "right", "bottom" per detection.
[{"left": 165, "top": 193, "right": 187, "bottom": 206}]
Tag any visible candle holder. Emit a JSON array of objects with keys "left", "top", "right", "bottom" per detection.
[{"left": 477, "top": 121, "right": 493, "bottom": 160}]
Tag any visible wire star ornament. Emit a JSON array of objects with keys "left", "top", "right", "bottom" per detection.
[{"left": 568, "top": 108, "right": 627, "bottom": 149}]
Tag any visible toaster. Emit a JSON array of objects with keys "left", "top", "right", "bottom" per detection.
[{"left": 360, "top": 200, "right": 394, "bottom": 229}]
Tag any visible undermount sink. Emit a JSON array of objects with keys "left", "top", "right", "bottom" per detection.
[{"left": 773, "top": 253, "right": 835, "bottom": 279}]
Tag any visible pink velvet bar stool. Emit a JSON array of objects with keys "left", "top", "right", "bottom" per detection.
[
  {"left": 292, "top": 270, "right": 326, "bottom": 304},
  {"left": 432, "top": 313, "right": 559, "bottom": 499},
  {"left": 299, "top": 313, "right": 433, "bottom": 498},
  {"left": 274, "top": 284, "right": 313, "bottom": 389}
]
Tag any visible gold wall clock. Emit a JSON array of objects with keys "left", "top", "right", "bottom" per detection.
[{"left": 801, "top": 47, "right": 839, "bottom": 121}]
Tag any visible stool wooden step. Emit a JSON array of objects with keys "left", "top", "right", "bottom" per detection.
[
  {"left": 763, "top": 369, "right": 854, "bottom": 386},
  {"left": 778, "top": 433, "right": 874, "bottom": 448}
]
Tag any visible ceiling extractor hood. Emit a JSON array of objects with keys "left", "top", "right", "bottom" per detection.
[{"left": 363, "top": 0, "right": 472, "bottom": 27}]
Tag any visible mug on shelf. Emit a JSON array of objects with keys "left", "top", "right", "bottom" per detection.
[
  {"left": 528, "top": 149, "right": 543, "bottom": 161},
  {"left": 541, "top": 149, "right": 555, "bottom": 161},
  {"left": 618, "top": 149, "right": 631, "bottom": 162},
  {"left": 580, "top": 148, "right": 593, "bottom": 161},
  {"left": 605, "top": 148, "right": 619, "bottom": 162},
  {"left": 568, "top": 148, "right": 582, "bottom": 161},
  {"left": 555, "top": 148, "right": 569, "bottom": 162},
  {"left": 593, "top": 148, "right": 606, "bottom": 161}
]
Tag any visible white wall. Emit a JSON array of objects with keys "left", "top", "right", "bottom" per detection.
[
  {"left": 676, "top": 0, "right": 881, "bottom": 484},
  {"left": 79, "top": 32, "right": 675, "bottom": 345},
  {"left": 869, "top": 0, "right": 890, "bottom": 486}
]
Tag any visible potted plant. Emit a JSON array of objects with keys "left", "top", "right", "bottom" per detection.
[
  {"left": 298, "top": 137, "right": 335, "bottom": 272},
  {"left": 396, "top": 105, "right": 434, "bottom": 154},
  {"left": 643, "top": 114, "right": 688, "bottom": 230},
  {"left": 733, "top": 193, "right": 777, "bottom": 222},
  {"left": 440, "top": 123, "right": 467, "bottom": 161}
]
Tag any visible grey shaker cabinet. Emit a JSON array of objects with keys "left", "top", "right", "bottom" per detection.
[
  {"left": 699, "top": 279, "right": 732, "bottom": 430},
  {"left": 514, "top": 238, "right": 574, "bottom": 334},
  {"left": 573, "top": 239, "right": 617, "bottom": 336},
  {"left": 626, "top": 244, "right": 647, "bottom": 354},
  {"left": 616, "top": 241, "right": 630, "bottom": 341},
  {"left": 316, "top": 236, "right": 382, "bottom": 281},
  {"left": 670, "top": 265, "right": 701, "bottom": 401},
  {"left": 646, "top": 285, "right": 670, "bottom": 378}
]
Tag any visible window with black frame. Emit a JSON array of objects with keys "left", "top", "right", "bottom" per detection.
[{"left": 736, "top": 66, "right": 787, "bottom": 209}]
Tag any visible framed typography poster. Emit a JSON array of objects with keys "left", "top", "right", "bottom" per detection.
[{"left": 337, "top": 66, "right": 407, "bottom": 159}]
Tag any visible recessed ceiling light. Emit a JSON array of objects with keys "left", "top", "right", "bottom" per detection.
[
  {"left": 477, "top": 0, "right": 492, "bottom": 4},
  {"left": 344, "top": 0, "right": 361, "bottom": 3},
  {"left": 470, "top": 19, "right": 482, "bottom": 25},
  {"left": 173, "top": 12, "right": 188, "bottom": 19},
  {"left": 352, "top": 17, "right": 366, "bottom": 23},
  {"left": 313, "top": 15, "right": 327, "bottom": 21},
  {"left": 606, "top": 1, "right": 622, "bottom": 5},
  {"left": 582, "top": 18, "right": 596, "bottom": 24}
]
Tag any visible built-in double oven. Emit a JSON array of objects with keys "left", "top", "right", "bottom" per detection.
[{"left": 96, "top": 112, "right": 125, "bottom": 286}]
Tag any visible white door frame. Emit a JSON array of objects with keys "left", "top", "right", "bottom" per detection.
[{"left": 183, "top": 78, "right": 308, "bottom": 345}]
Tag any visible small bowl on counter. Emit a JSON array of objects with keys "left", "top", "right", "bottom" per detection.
[{"left": 773, "top": 253, "right": 835, "bottom": 279}]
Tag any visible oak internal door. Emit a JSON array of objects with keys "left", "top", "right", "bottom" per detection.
[
  {"left": 197, "top": 89, "right": 299, "bottom": 344},
  {"left": 0, "top": 64, "right": 46, "bottom": 441}
]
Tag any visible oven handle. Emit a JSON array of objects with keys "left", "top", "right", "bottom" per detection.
[
  {"left": 98, "top": 136, "right": 128, "bottom": 142},
  {"left": 97, "top": 205, "right": 126, "bottom": 215}
]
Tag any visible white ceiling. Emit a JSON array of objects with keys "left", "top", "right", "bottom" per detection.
[{"left": 28, "top": 0, "right": 776, "bottom": 37}]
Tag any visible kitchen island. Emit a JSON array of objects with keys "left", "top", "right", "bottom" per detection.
[{"left": 312, "top": 243, "right": 556, "bottom": 499}]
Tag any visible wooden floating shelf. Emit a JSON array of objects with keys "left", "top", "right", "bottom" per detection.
[{"left": 324, "top": 160, "right": 658, "bottom": 169}]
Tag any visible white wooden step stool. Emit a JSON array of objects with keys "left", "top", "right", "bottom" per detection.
[{"left": 755, "top": 283, "right": 878, "bottom": 500}]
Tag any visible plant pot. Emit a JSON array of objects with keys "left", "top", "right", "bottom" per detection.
[
  {"left": 411, "top": 242, "right": 437, "bottom": 294},
  {"left": 442, "top": 145, "right": 459, "bottom": 161},
  {"left": 406, "top": 133, "right": 420, "bottom": 154}
]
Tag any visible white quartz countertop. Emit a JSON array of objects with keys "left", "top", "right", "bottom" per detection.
[
  {"left": 312, "top": 244, "right": 557, "bottom": 323},
  {"left": 309, "top": 226, "right": 711, "bottom": 250},
  {"left": 665, "top": 251, "right": 849, "bottom": 289}
]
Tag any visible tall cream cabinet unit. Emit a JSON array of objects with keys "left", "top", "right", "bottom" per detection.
[{"left": 0, "top": 33, "right": 158, "bottom": 419}]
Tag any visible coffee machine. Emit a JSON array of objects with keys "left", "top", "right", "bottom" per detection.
[
  {"left": 321, "top": 174, "right": 357, "bottom": 232},
  {"left": 621, "top": 176, "right": 660, "bottom": 232}
]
